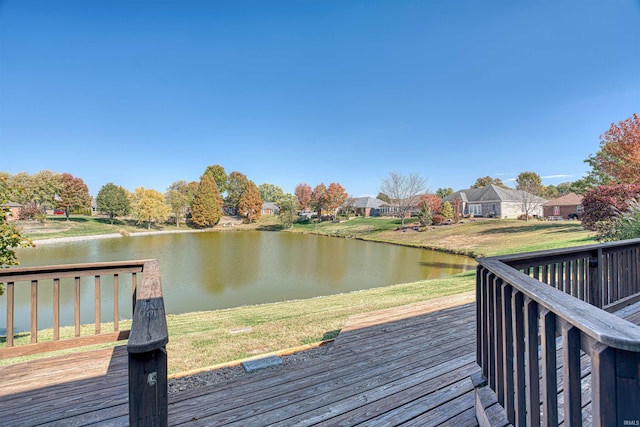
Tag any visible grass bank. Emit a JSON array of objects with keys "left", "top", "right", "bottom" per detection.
[{"left": 8, "top": 215, "right": 595, "bottom": 374}]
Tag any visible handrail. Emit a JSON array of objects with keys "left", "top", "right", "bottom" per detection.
[
  {"left": 476, "top": 241, "right": 640, "bottom": 426},
  {"left": 480, "top": 257, "right": 640, "bottom": 352}
]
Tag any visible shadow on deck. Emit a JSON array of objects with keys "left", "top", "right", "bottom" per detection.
[{"left": 0, "top": 292, "right": 479, "bottom": 426}]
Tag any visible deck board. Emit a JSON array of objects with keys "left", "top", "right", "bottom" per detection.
[{"left": 1, "top": 292, "right": 480, "bottom": 426}]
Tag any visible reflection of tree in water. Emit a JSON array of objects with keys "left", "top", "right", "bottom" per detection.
[{"left": 195, "top": 232, "right": 261, "bottom": 295}]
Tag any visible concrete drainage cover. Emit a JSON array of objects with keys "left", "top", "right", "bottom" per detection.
[{"left": 242, "top": 355, "right": 283, "bottom": 373}]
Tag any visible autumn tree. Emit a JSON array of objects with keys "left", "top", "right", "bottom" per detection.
[
  {"left": 165, "top": 180, "right": 191, "bottom": 227},
  {"left": 325, "top": 182, "right": 348, "bottom": 218},
  {"left": 131, "top": 187, "right": 170, "bottom": 229},
  {"left": 56, "top": 173, "right": 92, "bottom": 221},
  {"left": 420, "top": 194, "right": 442, "bottom": 214},
  {"left": 295, "top": 183, "right": 312, "bottom": 211},
  {"left": 238, "top": 180, "right": 263, "bottom": 223},
  {"left": 310, "top": 183, "right": 327, "bottom": 218},
  {"left": 471, "top": 176, "right": 508, "bottom": 189},
  {"left": 581, "top": 184, "right": 640, "bottom": 231},
  {"left": 586, "top": 113, "right": 640, "bottom": 185},
  {"left": 515, "top": 171, "right": 545, "bottom": 221},
  {"left": 277, "top": 193, "right": 299, "bottom": 229},
  {"left": 379, "top": 171, "right": 428, "bottom": 228},
  {"left": 191, "top": 173, "right": 223, "bottom": 228},
  {"left": 96, "top": 183, "right": 130, "bottom": 224},
  {"left": 226, "top": 171, "right": 249, "bottom": 214},
  {"left": 258, "top": 183, "right": 285, "bottom": 203},
  {"left": 7, "top": 170, "right": 62, "bottom": 214}
]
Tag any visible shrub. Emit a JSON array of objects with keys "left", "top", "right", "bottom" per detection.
[
  {"left": 432, "top": 214, "right": 445, "bottom": 225},
  {"left": 18, "top": 204, "right": 42, "bottom": 221},
  {"left": 581, "top": 184, "right": 640, "bottom": 231}
]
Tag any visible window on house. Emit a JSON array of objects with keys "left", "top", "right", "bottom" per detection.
[
  {"left": 553, "top": 206, "right": 560, "bottom": 216},
  {"left": 469, "top": 204, "right": 482, "bottom": 216},
  {"left": 576, "top": 205, "right": 584, "bottom": 213}
]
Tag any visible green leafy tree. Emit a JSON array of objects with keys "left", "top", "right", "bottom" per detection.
[
  {"left": 435, "top": 187, "right": 454, "bottom": 198},
  {"left": 376, "top": 192, "right": 391, "bottom": 203},
  {"left": 56, "top": 173, "right": 92, "bottom": 221},
  {"left": 203, "top": 164, "right": 228, "bottom": 195},
  {"left": 96, "top": 183, "right": 130, "bottom": 224},
  {"left": 7, "top": 170, "right": 62, "bottom": 213},
  {"left": 191, "top": 173, "right": 223, "bottom": 228},
  {"left": 277, "top": 193, "right": 299, "bottom": 229},
  {"left": 441, "top": 201, "right": 454, "bottom": 219},
  {"left": 226, "top": 171, "right": 249, "bottom": 213},
  {"left": 258, "top": 183, "right": 285, "bottom": 203},
  {"left": 238, "top": 180, "right": 263, "bottom": 223},
  {"left": 0, "top": 175, "right": 33, "bottom": 294},
  {"left": 131, "top": 187, "right": 170, "bottom": 229},
  {"left": 165, "top": 180, "right": 191, "bottom": 227},
  {"left": 471, "top": 176, "right": 508, "bottom": 189}
]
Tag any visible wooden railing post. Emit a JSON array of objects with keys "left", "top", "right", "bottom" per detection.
[
  {"left": 128, "top": 348, "right": 168, "bottom": 426},
  {"left": 127, "top": 260, "right": 168, "bottom": 427}
]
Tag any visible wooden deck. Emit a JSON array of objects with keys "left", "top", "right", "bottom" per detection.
[{"left": 0, "top": 292, "right": 479, "bottom": 426}]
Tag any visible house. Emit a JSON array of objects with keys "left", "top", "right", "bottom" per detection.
[
  {"left": 1, "top": 202, "right": 23, "bottom": 222},
  {"left": 347, "top": 196, "right": 385, "bottom": 217},
  {"left": 443, "top": 184, "right": 547, "bottom": 219},
  {"left": 261, "top": 202, "right": 279, "bottom": 215},
  {"left": 542, "top": 192, "right": 583, "bottom": 220}
]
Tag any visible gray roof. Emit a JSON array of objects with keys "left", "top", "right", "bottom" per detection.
[
  {"left": 444, "top": 184, "right": 546, "bottom": 204},
  {"left": 350, "top": 197, "right": 385, "bottom": 209}
]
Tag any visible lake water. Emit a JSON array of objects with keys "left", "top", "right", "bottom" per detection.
[{"left": 4, "top": 231, "right": 476, "bottom": 332}]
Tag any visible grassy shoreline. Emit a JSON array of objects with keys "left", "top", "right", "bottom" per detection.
[{"left": 6, "top": 215, "right": 596, "bottom": 374}]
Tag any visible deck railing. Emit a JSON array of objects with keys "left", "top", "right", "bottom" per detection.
[
  {"left": 476, "top": 239, "right": 640, "bottom": 426},
  {"left": 0, "top": 259, "right": 168, "bottom": 426}
]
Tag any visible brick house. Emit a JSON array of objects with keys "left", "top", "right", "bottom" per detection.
[{"left": 542, "top": 193, "right": 584, "bottom": 220}]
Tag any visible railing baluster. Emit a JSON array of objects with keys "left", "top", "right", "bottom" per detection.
[
  {"left": 31, "top": 280, "right": 38, "bottom": 344},
  {"left": 524, "top": 297, "right": 540, "bottom": 426},
  {"left": 512, "top": 290, "right": 526, "bottom": 426},
  {"left": 53, "top": 278, "right": 60, "bottom": 341},
  {"left": 95, "top": 275, "right": 101, "bottom": 334},
  {"left": 114, "top": 274, "right": 120, "bottom": 331},
  {"left": 75, "top": 276, "right": 81, "bottom": 337},
  {"left": 540, "top": 309, "right": 558, "bottom": 426},
  {"left": 562, "top": 325, "right": 581, "bottom": 426},
  {"left": 6, "top": 282, "right": 14, "bottom": 348},
  {"left": 591, "top": 343, "right": 616, "bottom": 427},
  {"left": 501, "top": 282, "right": 515, "bottom": 423},
  {"left": 488, "top": 273, "right": 496, "bottom": 390},
  {"left": 494, "top": 276, "right": 504, "bottom": 405}
]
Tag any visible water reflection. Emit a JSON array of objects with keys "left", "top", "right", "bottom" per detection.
[{"left": 4, "top": 231, "right": 476, "bottom": 332}]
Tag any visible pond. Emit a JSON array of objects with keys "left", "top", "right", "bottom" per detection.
[{"left": 4, "top": 231, "right": 476, "bottom": 332}]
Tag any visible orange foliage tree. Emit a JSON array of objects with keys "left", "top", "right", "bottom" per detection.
[{"left": 588, "top": 113, "right": 640, "bottom": 184}]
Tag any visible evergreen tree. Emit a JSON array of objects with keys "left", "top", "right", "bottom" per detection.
[
  {"left": 441, "top": 201, "right": 454, "bottom": 219},
  {"left": 191, "top": 173, "right": 223, "bottom": 228},
  {"left": 238, "top": 180, "right": 263, "bottom": 223}
]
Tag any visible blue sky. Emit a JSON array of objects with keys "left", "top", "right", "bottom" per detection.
[{"left": 1, "top": 1, "right": 638, "bottom": 197}]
